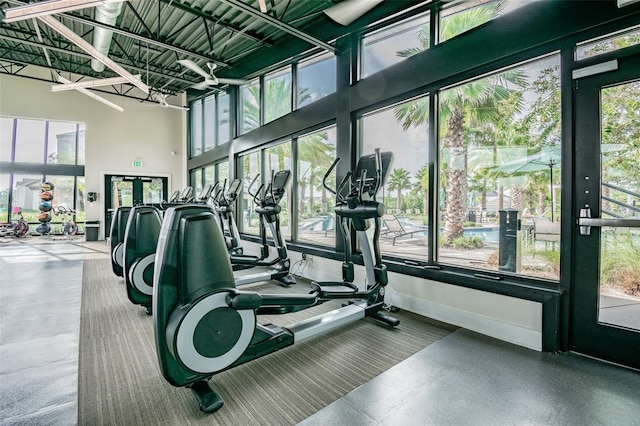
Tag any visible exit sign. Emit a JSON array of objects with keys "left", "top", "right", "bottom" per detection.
[{"left": 131, "top": 160, "right": 143, "bottom": 167}]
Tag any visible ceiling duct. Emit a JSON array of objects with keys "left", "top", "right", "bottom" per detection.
[
  {"left": 91, "top": 1, "right": 124, "bottom": 72},
  {"left": 323, "top": 0, "right": 384, "bottom": 26}
]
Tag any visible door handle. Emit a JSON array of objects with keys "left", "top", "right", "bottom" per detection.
[{"left": 577, "top": 207, "right": 640, "bottom": 235}]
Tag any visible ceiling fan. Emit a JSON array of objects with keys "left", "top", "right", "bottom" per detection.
[
  {"left": 149, "top": 92, "right": 189, "bottom": 111},
  {"left": 178, "top": 59, "right": 249, "bottom": 90}
]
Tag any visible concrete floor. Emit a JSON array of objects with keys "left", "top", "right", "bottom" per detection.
[
  {"left": 1, "top": 237, "right": 639, "bottom": 426},
  {"left": 301, "top": 328, "right": 640, "bottom": 425},
  {"left": 0, "top": 238, "right": 106, "bottom": 425}
]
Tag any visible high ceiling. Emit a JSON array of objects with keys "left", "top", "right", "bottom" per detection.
[{"left": 0, "top": 0, "right": 424, "bottom": 101}]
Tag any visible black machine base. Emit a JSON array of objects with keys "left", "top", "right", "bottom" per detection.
[
  {"left": 276, "top": 273, "right": 296, "bottom": 286},
  {"left": 188, "top": 380, "right": 224, "bottom": 413},
  {"left": 369, "top": 311, "right": 400, "bottom": 327}
]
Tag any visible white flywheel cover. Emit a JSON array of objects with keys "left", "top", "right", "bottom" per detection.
[
  {"left": 130, "top": 254, "right": 154, "bottom": 295},
  {"left": 113, "top": 243, "right": 124, "bottom": 267},
  {"left": 175, "top": 292, "right": 255, "bottom": 374}
]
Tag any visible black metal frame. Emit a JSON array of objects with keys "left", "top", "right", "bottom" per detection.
[{"left": 184, "top": 1, "right": 640, "bottom": 354}]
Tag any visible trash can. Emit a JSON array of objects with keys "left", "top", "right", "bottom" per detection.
[
  {"left": 468, "top": 210, "right": 477, "bottom": 223},
  {"left": 498, "top": 209, "right": 521, "bottom": 273},
  {"left": 85, "top": 220, "right": 100, "bottom": 241}
]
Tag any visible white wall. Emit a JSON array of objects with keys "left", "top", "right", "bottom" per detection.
[
  {"left": 242, "top": 240, "right": 543, "bottom": 351},
  {"left": 0, "top": 69, "right": 187, "bottom": 239}
]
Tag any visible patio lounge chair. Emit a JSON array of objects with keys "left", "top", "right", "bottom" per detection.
[
  {"left": 381, "top": 214, "right": 423, "bottom": 245},
  {"left": 533, "top": 217, "right": 560, "bottom": 251}
]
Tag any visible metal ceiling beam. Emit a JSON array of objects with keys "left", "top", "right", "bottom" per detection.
[
  {"left": 0, "top": 34, "right": 197, "bottom": 86},
  {"left": 158, "top": 0, "right": 270, "bottom": 46},
  {"left": 38, "top": 14, "right": 149, "bottom": 93},
  {"left": 217, "top": 0, "right": 335, "bottom": 53},
  {"left": 52, "top": 74, "right": 141, "bottom": 91},
  {"left": 0, "top": 57, "right": 184, "bottom": 98},
  {"left": 57, "top": 73, "right": 124, "bottom": 111},
  {"left": 3, "top": 0, "right": 229, "bottom": 67},
  {"left": 59, "top": 13, "right": 230, "bottom": 67},
  {"left": 1, "top": 0, "right": 127, "bottom": 23}
]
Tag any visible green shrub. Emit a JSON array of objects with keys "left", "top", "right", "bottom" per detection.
[
  {"left": 600, "top": 231, "right": 640, "bottom": 296},
  {"left": 450, "top": 235, "right": 484, "bottom": 249}
]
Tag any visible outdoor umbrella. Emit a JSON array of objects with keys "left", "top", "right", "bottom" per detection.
[
  {"left": 495, "top": 147, "right": 560, "bottom": 221},
  {"left": 494, "top": 144, "right": 627, "bottom": 221}
]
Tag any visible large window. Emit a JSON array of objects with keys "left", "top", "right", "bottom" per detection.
[
  {"left": 576, "top": 25, "right": 640, "bottom": 60},
  {"left": 297, "top": 53, "right": 336, "bottom": 108},
  {"left": 203, "top": 95, "right": 216, "bottom": 152},
  {"left": 362, "top": 96, "right": 430, "bottom": 260},
  {"left": 47, "top": 122, "right": 79, "bottom": 165},
  {"left": 189, "top": 92, "right": 231, "bottom": 158},
  {"left": 239, "top": 151, "right": 261, "bottom": 234},
  {"left": 297, "top": 127, "right": 337, "bottom": 246},
  {"left": 0, "top": 174, "right": 9, "bottom": 222},
  {"left": 1, "top": 117, "right": 14, "bottom": 162},
  {"left": 11, "top": 174, "right": 43, "bottom": 224},
  {"left": 189, "top": 160, "right": 230, "bottom": 204},
  {"left": 1, "top": 117, "right": 86, "bottom": 231},
  {"left": 265, "top": 141, "right": 292, "bottom": 239},
  {"left": 265, "top": 67, "right": 292, "bottom": 124},
  {"left": 241, "top": 79, "right": 260, "bottom": 135},
  {"left": 440, "top": 0, "right": 532, "bottom": 44},
  {"left": 216, "top": 161, "right": 229, "bottom": 184},
  {"left": 190, "top": 168, "right": 203, "bottom": 196},
  {"left": 361, "top": 12, "right": 431, "bottom": 78},
  {"left": 189, "top": 99, "right": 203, "bottom": 157},
  {"left": 45, "top": 175, "right": 76, "bottom": 226},
  {"left": 217, "top": 93, "right": 230, "bottom": 145},
  {"left": 14, "top": 119, "right": 46, "bottom": 163},
  {"left": 77, "top": 124, "right": 86, "bottom": 165},
  {"left": 204, "top": 165, "right": 215, "bottom": 187},
  {"left": 437, "top": 54, "right": 561, "bottom": 280}
]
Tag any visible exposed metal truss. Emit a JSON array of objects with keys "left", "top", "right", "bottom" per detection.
[{"left": 0, "top": 0, "right": 424, "bottom": 99}]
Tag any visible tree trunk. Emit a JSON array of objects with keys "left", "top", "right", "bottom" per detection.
[
  {"left": 396, "top": 188, "right": 402, "bottom": 212},
  {"left": 321, "top": 188, "right": 328, "bottom": 214},
  {"left": 309, "top": 171, "right": 315, "bottom": 214},
  {"left": 527, "top": 190, "right": 535, "bottom": 214},
  {"left": 443, "top": 108, "right": 467, "bottom": 245},
  {"left": 510, "top": 184, "right": 526, "bottom": 211},
  {"left": 423, "top": 191, "right": 428, "bottom": 216},
  {"left": 537, "top": 188, "right": 547, "bottom": 215},
  {"left": 299, "top": 182, "right": 307, "bottom": 215}
]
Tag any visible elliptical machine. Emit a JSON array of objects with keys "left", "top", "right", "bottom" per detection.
[
  {"left": 152, "top": 149, "right": 398, "bottom": 413},
  {"left": 118, "top": 184, "right": 216, "bottom": 309},
  {"left": 211, "top": 178, "right": 245, "bottom": 255},
  {"left": 224, "top": 170, "right": 296, "bottom": 286},
  {"left": 109, "top": 186, "right": 201, "bottom": 278},
  {"left": 122, "top": 205, "right": 163, "bottom": 314},
  {"left": 109, "top": 206, "right": 131, "bottom": 277}
]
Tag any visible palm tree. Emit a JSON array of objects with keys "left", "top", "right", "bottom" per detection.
[
  {"left": 397, "top": 72, "right": 525, "bottom": 244},
  {"left": 387, "top": 168, "right": 412, "bottom": 212},
  {"left": 241, "top": 83, "right": 260, "bottom": 133},
  {"left": 468, "top": 168, "right": 494, "bottom": 219},
  {"left": 414, "top": 165, "right": 430, "bottom": 216},
  {"left": 394, "top": 2, "right": 527, "bottom": 245},
  {"left": 242, "top": 79, "right": 312, "bottom": 132},
  {"left": 299, "top": 131, "right": 335, "bottom": 214}
]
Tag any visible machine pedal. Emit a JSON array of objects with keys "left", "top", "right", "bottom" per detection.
[{"left": 311, "top": 281, "right": 359, "bottom": 298}]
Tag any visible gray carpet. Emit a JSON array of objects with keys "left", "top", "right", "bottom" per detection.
[{"left": 78, "top": 258, "right": 456, "bottom": 425}]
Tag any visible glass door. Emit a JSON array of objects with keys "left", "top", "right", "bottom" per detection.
[
  {"left": 572, "top": 53, "right": 640, "bottom": 369},
  {"left": 104, "top": 175, "right": 167, "bottom": 237}
]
